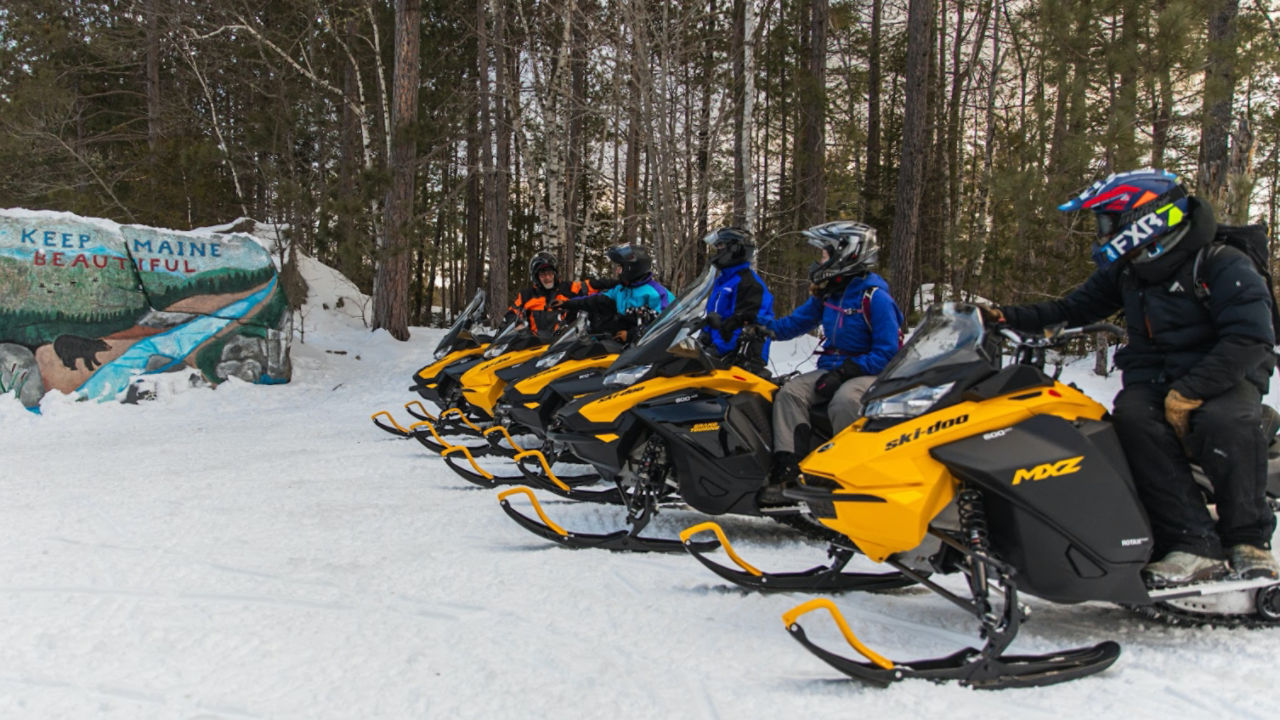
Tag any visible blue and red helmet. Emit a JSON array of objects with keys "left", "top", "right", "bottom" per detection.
[{"left": 1059, "top": 169, "right": 1190, "bottom": 268}]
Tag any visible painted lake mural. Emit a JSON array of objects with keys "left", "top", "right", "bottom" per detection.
[{"left": 0, "top": 209, "right": 292, "bottom": 408}]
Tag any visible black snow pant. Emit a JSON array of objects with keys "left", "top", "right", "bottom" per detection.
[{"left": 1111, "top": 380, "right": 1275, "bottom": 558}]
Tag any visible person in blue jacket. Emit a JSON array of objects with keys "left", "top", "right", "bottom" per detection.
[
  {"left": 760, "top": 221, "right": 904, "bottom": 503},
  {"left": 701, "top": 227, "right": 774, "bottom": 366},
  {"left": 554, "top": 243, "right": 674, "bottom": 342}
]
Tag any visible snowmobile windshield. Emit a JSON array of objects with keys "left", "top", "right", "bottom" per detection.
[
  {"left": 546, "top": 313, "right": 587, "bottom": 354},
  {"left": 434, "top": 290, "right": 486, "bottom": 359},
  {"left": 877, "top": 302, "right": 985, "bottom": 382},
  {"left": 483, "top": 316, "right": 528, "bottom": 359}
]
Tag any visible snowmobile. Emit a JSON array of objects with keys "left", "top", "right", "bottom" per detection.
[
  {"left": 411, "top": 315, "right": 551, "bottom": 454},
  {"left": 438, "top": 311, "right": 626, "bottom": 489},
  {"left": 371, "top": 290, "right": 491, "bottom": 438},
  {"left": 496, "top": 267, "right": 915, "bottom": 593},
  {"left": 756, "top": 302, "right": 1280, "bottom": 689}
]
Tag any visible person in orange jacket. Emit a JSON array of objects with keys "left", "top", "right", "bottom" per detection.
[{"left": 506, "top": 251, "right": 601, "bottom": 339}]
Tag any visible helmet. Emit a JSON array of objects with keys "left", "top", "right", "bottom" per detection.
[
  {"left": 529, "top": 251, "right": 559, "bottom": 285},
  {"left": 607, "top": 243, "right": 653, "bottom": 285},
  {"left": 704, "top": 227, "right": 755, "bottom": 269},
  {"left": 1058, "top": 169, "right": 1190, "bottom": 268},
  {"left": 803, "top": 221, "right": 878, "bottom": 289}
]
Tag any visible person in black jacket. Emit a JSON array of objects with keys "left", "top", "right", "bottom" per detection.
[{"left": 989, "top": 169, "right": 1278, "bottom": 587}]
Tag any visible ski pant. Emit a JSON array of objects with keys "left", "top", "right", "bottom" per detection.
[
  {"left": 1111, "top": 380, "right": 1276, "bottom": 558},
  {"left": 772, "top": 370, "right": 876, "bottom": 455}
]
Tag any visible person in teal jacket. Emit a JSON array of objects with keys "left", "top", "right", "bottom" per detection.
[
  {"left": 555, "top": 243, "right": 674, "bottom": 341},
  {"left": 760, "top": 221, "right": 904, "bottom": 504}
]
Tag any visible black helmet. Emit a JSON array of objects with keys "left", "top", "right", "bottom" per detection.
[
  {"left": 607, "top": 243, "right": 653, "bottom": 285},
  {"left": 704, "top": 227, "right": 755, "bottom": 269},
  {"left": 803, "top": 221, "right": 878, "bottom": 289},
  {"left": 529, "top": 251, "right": 559, "bottom": 285}
]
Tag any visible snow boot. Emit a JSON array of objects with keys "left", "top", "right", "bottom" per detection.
[
  {"left": 1141, "top": 550, "right": 1230, "bottom": 588},
  {"left": 758, "top": 452, "right": 800, "bottom": 506},
  {"left": 1229, "top": 544, "right": 1280, "bottom": 580}
]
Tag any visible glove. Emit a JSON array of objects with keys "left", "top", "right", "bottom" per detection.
[
  {"left": 704, "top": 312, "right": 723, "bottom": 330},
  {"left": 978, "top": 304, "right": 1005, "bottom": 325},
  {"left": 549, "top": 298, "right": 566, "bottom": 309},
  {"left": 813, "top": 360, "right": 859, "bottom": 401},
  {"left": 1164, "top": 388, "right": 1203, "bottom": 438},
  {"left": 613, "top": 329, "right": 629, "bottom": 343}
]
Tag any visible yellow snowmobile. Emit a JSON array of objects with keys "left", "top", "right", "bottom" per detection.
[
  {"left": 722, "top": 303, "right": 1280, "bottom": 689},
  {"left": 371, "top": 290, "right": 491, "bottom": 438}
]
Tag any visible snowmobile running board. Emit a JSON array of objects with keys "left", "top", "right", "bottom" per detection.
[
  {"left": 782, "top": 598, "right": 1121, "bottom": 689},
  {"left": 497, "top": 487, "right": 717, "bottom": 553},
  {"left": 678, "top": 522, "right": 916, "bottom": 593}
]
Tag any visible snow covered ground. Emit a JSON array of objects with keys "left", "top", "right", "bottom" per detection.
[{"left": 2, "top": 257, "right": 1278, "bottom": 719}]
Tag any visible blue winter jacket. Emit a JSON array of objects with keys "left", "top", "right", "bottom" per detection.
[
  {"left": 769, "top": 272, "right": 904, "bottom": 373},
  {"left": 702, "top": 263, "right": 774, "bottom": 361}
]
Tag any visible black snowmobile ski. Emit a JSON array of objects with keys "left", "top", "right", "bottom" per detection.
[
  {"left": 513, "top": 449, "right": 623, "bottom": 504},
  {"left": 371, "top": 400, "right": 444, "bottom": 438},
  {"left": 679, "top": 522, "right": 915, "bottom": 593},
  {"left": 783, "top": 545, "right": 1122, "bottom": 689},
  {"left": 497, "top": 487, "right": 716, "bottom": 553}
]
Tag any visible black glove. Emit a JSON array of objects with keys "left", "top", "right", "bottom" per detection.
[
  {"left": 813, "top": 360, "right": 859, "bottom": 401},
  {"left": 704, "top": 312, "right": 723, "bottom": 330}
]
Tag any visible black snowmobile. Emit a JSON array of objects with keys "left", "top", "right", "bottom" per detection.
[{"left": 758, "top": 303, "right": 1280, "bottom": 689}]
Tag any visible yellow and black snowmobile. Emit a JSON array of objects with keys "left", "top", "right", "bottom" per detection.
[
  {"left": 439, "top": 312, "right": 626, "bottom": 489},
  {"left": 411, "top": 315, "right": 551, "bottom": 454},
  {"left": 371, "top": 290, "right": 491, "bottom": 438},
  {"left": 497, "top": 268, "right": 914, "bottom": 593},
  {"left": 729, "top": 303, "right": 1280, "bottom": 689}
]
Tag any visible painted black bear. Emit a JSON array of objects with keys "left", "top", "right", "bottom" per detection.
[{"left": 53, "top": 334, "right": 110, "bottom": 372}]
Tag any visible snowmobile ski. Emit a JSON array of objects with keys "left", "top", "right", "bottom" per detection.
[
  {"left": 784, "top": 598, "right": 1121, "bottom": 689},
  {"left": 512, "top": 449, "right": 622, "bottom": 504},
  {"left": 497, "top": 487, "right": 716, "bottom": 553},
  {"left": 371, "top": 400, "right": 444, "bottom": 438},
  {"left": 679, "top": 522, "right": 915, "bottom": 593}
]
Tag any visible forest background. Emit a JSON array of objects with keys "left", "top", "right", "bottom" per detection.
[{"left": 1, "top": 0, "right": 1277, "bottom": 340}]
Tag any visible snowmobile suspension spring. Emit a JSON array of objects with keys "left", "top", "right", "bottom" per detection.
[{"left": 957, "top": 486, "right": 989, "bottom": 555}]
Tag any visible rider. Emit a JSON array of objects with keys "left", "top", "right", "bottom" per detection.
[
  {"left": 701, "top": 227, "right": 774, "bottom": 366},
  {"left": 506, "top": 251, "right": 597, "bottom": 339},
  {"left": 987, "top": 169, "right": 1279, "bottom": 586},
  {"left": 760, "top": 221, "right": 905, "bottom": 503},
  {"left": 553, "top": 243, "right": 674, "bottom": 342}
]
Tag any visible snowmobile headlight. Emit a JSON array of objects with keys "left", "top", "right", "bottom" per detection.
[
  {"left": 604, "top": 363, "right": 653, "bottom": 387},
  {"left": 863, "top": 382, "right": 955, "bottom": 420},
  {"left": 536, "top": 350, "right": 567, "bottom": 369},
  {"left": 434, "top": 345, "right": 450, "bottom": 361},
  {"left": 483, "top": 340, "right": 509, "bottom": 359}
]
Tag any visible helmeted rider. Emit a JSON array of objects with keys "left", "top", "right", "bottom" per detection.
[
  {"left": 760, "top": 221, "right": 905, "bottom": 503},
  {"left": 506, "top": 250, "right": 598, "bottom": 339},
  {"left": 987, "top": 168, "right": 1279, "bottom": 586},
  {"left": 701, "top": 227, "right": 774, "bottom": 365},
  {"left": 553, "top": 243, "right": 675, "bottom": 342}
]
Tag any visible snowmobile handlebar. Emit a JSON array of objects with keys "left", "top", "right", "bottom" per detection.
[{"left": 994, "top": 321, "right": 1123, "bottom": 375}]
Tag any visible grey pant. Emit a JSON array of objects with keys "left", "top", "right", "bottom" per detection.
[{"left": 772, "top": 370, "right": 876, "bottom": 454}]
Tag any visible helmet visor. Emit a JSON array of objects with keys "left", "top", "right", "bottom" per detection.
[{"left": 1094, "top": 212, "right": 1121, "bottom": 238}]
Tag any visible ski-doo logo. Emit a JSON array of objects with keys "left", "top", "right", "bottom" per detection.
[
  {"left": 599, "top": 385, "right": 643, "bottom": 403},
  {"left": 1012, "top": 455, "right": 1084, "bottom": 485},
  {"left": 884, "top": 414, "right": 970, "bottom": 450}
]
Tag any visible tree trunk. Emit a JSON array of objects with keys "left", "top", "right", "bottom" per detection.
[
  {"left": 795, "top": 0, "right": 828, "bottom": 229},
  {"left": 865, "top": 0, "right": 882, "bottom": 226},
  {"left": 1199, "top": 0, "right": 1239, "bottom": 211},
  {"left": 489, "top": 0, "right": 511, "bottom": 317},
  {"left": 372, "top": 0, "right": 422, "bottom": 341},
  {"left": 888, "top": 0, "right": 935, "bottom": 311}
]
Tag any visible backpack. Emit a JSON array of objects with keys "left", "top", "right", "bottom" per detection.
[
  {"left": 1191, "top": 223, "right": 1280, "bottom": 346},
  {"left": 859, "top": 286, "right": 906, "bottom": 349}
]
